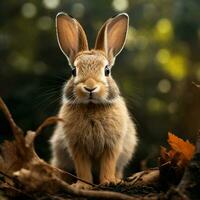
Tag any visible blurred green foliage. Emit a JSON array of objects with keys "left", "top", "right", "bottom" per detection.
[{"left": 0, "top": 0, "right": 200, "bottom": 172}]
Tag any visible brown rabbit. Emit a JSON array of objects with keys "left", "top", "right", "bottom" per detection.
[{"left": 50, "top": 12, "right": 138, "bottom": 189}]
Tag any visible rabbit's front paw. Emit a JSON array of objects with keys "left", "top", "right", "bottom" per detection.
[
  {"left": 100, "top": 177, "right": 122, "bottom": 186},
  {"left": 71, "top": 181, "right": 92, "bottom": 190}
]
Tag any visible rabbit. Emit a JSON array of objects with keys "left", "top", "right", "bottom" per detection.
[{"left": 50, "top": 12, "right": 138, "bottom": 189}]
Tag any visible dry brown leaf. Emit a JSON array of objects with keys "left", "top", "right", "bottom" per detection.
[
  {"left": 160, "top": 133, "right": 195, "bottom": 179},
  {"left": 168, "top": 132, "right": 195, "bottom": 162},
  {"left": 160, "top": 133, "right": 195, "bottom": 166},
  {"left": 159, "top": 133, "right": 196, "bottom": 186}
]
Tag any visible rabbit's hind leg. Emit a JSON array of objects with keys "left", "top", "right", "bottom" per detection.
[{"left": 50, "top": 127, "right": 74, "bottom": 173}]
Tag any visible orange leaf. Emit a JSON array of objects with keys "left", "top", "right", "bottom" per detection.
[
  {"left": 168, "top": 132, "right": 195, "bottom": 161},
  {"left": 159, "top": 133, "right": 195, "bottom": 185}
]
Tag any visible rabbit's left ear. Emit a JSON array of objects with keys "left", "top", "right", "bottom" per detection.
[
  {"left": 56, "top": 12, "right": 89, "bottom": 66},
  {"left": 95, "top": 13, "right": 129, "bottom": 65}
]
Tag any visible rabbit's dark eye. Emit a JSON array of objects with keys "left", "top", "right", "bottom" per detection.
[
  {"left": 105, "top": 65, "right": 110, "bottom": 76},
  {"left": 71, "top": 68, "right": 76, "bottom": 77}
]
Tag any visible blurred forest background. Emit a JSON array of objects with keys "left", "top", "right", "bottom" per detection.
[{"left": 0, "top": 0, "right": 200, "bottom": 174}]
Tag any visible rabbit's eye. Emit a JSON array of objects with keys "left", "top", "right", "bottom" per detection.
[
  {"left": 71, "top": 68, "right": 76, "bottom": 77},
  {"left": 105, "top": 65, "right": 110, "bottom": 76}
]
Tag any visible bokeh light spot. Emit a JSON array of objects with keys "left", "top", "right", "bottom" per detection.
[
  {"left": 156, "top": 18, "right": 172, "bottom": 34},
  {"left": 154, "top": 18, "right": 173, "bottom": 41},
  {"left": 37, "top": 16, "right": 53, "bottom": 31},
  {"left": 156, "top": 49, "right": 170, "bottom": 64},
  {"left": 157, "top": 79, "right": 171, "bottom": 93},
  {"left": 71, "top": 3, "right": 85, "bottom": 18},
  {"left": 21, "top": 3, "right": 37, "bottom": 18},
  {"left": 43, "top": 0, "right": 60, "bottom": 10},
  {"left": 112, "top": 0, "right": 129, "bottom": 12},
  {"left": 147, "top": 98, "right": 166, "bottom": 113},
  {"left": 161, "top": 54, "right": 187, "bottom": 81}
]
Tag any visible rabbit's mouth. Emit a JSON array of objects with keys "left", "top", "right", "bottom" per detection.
[
  {"left": 83, "top": 95, "right": 105, "bottom": 104},
  {"left": 88, "top": 95, "right": 96, "bottom": 102},
  {"left": 89, "top": 93, "right": 93, "bottom": 100}
]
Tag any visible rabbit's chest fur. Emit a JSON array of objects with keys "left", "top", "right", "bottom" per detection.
[{"left": 60, "top": 99, "right": 128, "bottom": 158}]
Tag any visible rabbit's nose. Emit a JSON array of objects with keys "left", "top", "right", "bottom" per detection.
[{"left": 84, "top": 87, "right": 97, "bottom": 93}]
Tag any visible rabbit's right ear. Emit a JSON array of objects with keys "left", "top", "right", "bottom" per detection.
[
  {"left": 95, "top": 13, "right": 129, "bottom": 66},
  {"left": 56, "top": 12, "right": 89, "bottom": 66}
]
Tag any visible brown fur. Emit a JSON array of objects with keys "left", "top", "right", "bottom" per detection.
[{"left": 50, "top": 12, "right": 138, "bottom": 189}]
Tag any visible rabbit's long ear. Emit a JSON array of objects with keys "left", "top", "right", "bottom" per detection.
[
  {"left": 95, "top": 13, "right": 129, "bottom": 65},
  {"left": 56, "top": 12, "right": 89, "bottom": 66}
]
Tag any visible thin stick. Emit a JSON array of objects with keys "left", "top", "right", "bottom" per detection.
[
  {"left": 61, "top": 170, "right": 97, "bottom": 188},
  {"left": 50, "top": 165, "right": 97, "bottom": 188}
]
